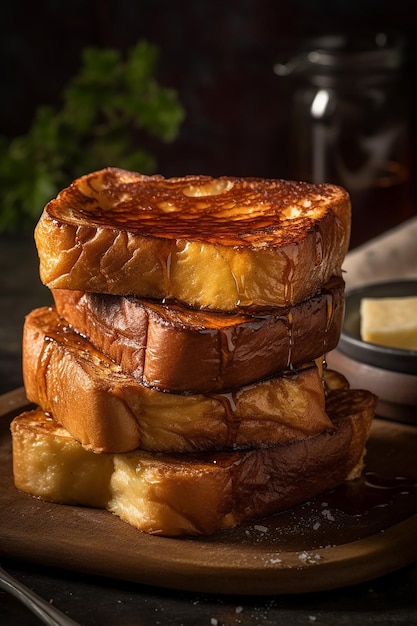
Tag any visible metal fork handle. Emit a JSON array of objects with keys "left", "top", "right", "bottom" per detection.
[{"left": 0, "top": 565, "right": 81, "bottom": 626}]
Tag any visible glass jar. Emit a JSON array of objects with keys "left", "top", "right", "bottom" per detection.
[{"left": 275, "top": 32, "right": 413, "bottom": 248}]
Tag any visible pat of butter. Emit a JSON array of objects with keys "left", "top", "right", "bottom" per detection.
[{"left": 360, "top": 296, "right": 417, "bottom": 351}]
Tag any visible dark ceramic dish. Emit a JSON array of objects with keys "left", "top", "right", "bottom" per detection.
[{"left": 339, "top": 280, "right": 417, "bottom": 376}]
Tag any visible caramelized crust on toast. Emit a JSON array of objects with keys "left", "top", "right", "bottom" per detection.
[
  {"left": 35, "top": 168, "right": 351, "bottom": 310},
  {"left": 52, "top": 276, "right": 344, "bottom": 393},
  {"left": 11, "top": 386, "right": 376, "bottom": 535},
  {"left": 23, "top": 306, "right": 333, "bottom": 453}
]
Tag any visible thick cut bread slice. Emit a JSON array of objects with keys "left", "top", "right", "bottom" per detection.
[
  {"left": 23, "top": 306, "right": 333, "bottom": 453},
  {"left": 10, "top": 385, "right": 376, "bottom": 536},
  {"left": 35, "top": 168, "right": 351, "bottom": 310},
  {"left": 52, "top": 275, "right": 344, "bottom": 394}
]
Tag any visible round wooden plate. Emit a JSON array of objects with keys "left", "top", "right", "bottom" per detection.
[{"left": 1, "top": 388, "right": 416, "bottom": 595}]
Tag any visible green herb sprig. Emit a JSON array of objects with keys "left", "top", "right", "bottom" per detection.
[{"left": 0, "top": 41, "right": 185, "bottom": 234}]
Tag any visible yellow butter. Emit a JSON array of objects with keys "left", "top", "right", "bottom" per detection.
[{"left": 360, "top": 296, "right": 417, "bottom": 351}]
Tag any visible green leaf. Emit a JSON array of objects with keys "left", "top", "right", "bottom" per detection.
[{"left": 125, "top": 41, "right": 158, "bottom": 89}]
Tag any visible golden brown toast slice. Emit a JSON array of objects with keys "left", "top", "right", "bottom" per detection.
[
  {"left": 35, "top": 168, "right": 351, "bottom": 310},
  {"left": 51, "top": 275, "right": 344, "bottom": 394},
  {"left": 23, "top": 306, "right": 334, "bottom": 453},
  {"left": 10, "top": 383, "right": 376, "bottom": 536}
]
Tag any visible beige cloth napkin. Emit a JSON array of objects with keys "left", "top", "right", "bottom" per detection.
[{"left": 343, "top": 216, "right": 417, "bottom": 291}]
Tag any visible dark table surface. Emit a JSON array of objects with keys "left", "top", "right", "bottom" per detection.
[{"left": 1, "top": 234, "right": 417, "bottom": 626}]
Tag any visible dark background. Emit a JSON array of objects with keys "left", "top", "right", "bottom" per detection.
[{"left": 1, "top": 0, "right": 416, "bottom": 182}]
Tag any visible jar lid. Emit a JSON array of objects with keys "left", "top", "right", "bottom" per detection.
[{"left": 274, "top": 31, "right": 404, "bottom": 77}]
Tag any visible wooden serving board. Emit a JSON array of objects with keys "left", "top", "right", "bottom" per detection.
[{"left": 1, "top": 388, "right": 417, "bottom": 595}]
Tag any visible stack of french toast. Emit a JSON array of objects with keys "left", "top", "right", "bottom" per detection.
[{"left": 11, "top": 168, "right": 377, "bottom": 536}]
